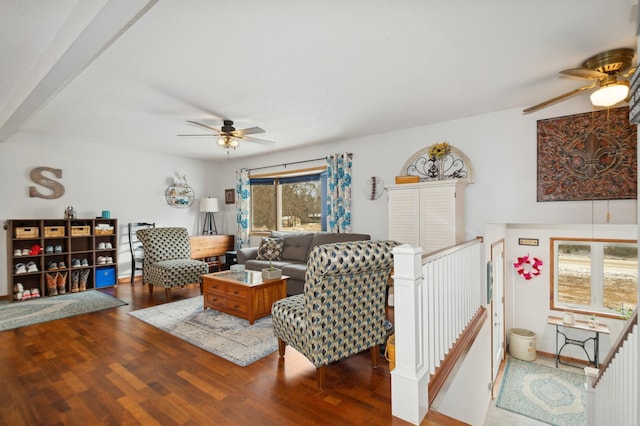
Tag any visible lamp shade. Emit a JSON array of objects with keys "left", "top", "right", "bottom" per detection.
[
  {"left": 590, "top": 83, "right": 629, "bottom": 107},
  {"left": 199, "top": 197, "right": 219, "bottom": 213}
]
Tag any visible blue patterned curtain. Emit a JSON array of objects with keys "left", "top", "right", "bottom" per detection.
[
  {"left": 326, "top": 153, "right": 353, "bottom": 232},
  {"left": 235, "top": 168, "right": 250, "bottom": 249}
]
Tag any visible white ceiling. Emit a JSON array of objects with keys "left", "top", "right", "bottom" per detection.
[{"left": 1, "top": 0, "right": 638, "bottom": 160}]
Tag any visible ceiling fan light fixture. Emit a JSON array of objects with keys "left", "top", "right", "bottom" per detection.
[{"left": 590, "top": 82, "right": 629, "bottom": 107}]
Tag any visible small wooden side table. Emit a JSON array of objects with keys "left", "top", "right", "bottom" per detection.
[{"left": 547, "top": 315, "right": 610, "bottom": 368}]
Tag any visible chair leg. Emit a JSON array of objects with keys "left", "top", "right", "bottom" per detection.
[
  {"left": 370, "top": 344, "right": 380, "bottom": 368},
  {"left": 278, "top": 338, "right": 286, "bottom": 357},
  {"left": 165, "top": 287, "right": 171, "bottom": 301},
  {"left": 148, "top": 283, "right": 154, "bottom": 295},
  {"left": 130, "top": 260, "right": 135, "bottom": 284},
  {"left": 316, "top": 365, "right": 327, "bottom": 389}
]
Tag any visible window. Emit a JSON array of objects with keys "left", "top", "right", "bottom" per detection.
[
  {"left": 551, "top": 238, "right": 637, "bottom": 317},
  {"left": 250, "top": 168, "right": 326, "bottom": 233}
]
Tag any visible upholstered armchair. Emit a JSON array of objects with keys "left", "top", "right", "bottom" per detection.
[
  {"left": 271, "top": 240, "right": 396, "bottom": 388},
  {"left": 136, "top": 227, "right": 208, "bottom": 301}
]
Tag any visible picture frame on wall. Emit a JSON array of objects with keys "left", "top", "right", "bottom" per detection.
[{"left": 225, "top": 189, "right": 235, "bottom": 204}]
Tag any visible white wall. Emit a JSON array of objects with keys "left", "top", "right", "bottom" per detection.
[
  {"left": 0, "top": 131, "right": 215, "bottom": 295},
  {"left": 215, "top": 98, "right": 636, "bottom": 245},
  {"left": 434, "top": 318, "right": 492, "bottom": 425},
  {"left": 503, "top": 223, "right": 635, "bottom": 362},
  {"left": 1, "top": 97, "right": 637, "bottom": 298}
]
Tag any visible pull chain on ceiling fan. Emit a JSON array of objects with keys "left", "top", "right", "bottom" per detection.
[{"left": 523, "top": 48, "right": 637, "bottom": 114}]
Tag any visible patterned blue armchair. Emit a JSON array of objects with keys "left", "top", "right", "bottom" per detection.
[
  {"left": 271, "top": 240, "right": 396, "bottom": 388},
  {"left": 136, "top": 227, "right": 208, "bottom": 301}
]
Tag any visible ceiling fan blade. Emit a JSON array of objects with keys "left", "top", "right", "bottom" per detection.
[
  {"left": 186, "top": 120, "right": 221, "bottom": 134},
  {"left": 232, "top": 126, "right": 265, "bottom": 137},
  {"left": 243, "top": 135, "right": 276, "bottom": 147},
  {"left": 621, "top": 66, "right": 637, "bottom": 78},
  {"left": 523, "top": 82, "right": 598, "bottom": 114},
  {"left": 177, "top": 134, "right": 217, "bottom": 137},
  {"left": 560, "top": 67, "right": 608, "bottom": 80}
]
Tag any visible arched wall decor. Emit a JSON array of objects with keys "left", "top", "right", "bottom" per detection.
[{"left": 399, "top": 145, "right": 474, "bottom": 183}]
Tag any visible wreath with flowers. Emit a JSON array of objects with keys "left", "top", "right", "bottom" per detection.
[{"left": 513, "top": 255, "right": 543, "bottom": 280}]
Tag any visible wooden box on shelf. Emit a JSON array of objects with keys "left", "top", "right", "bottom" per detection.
[
  {"left": 95, "top": 227, "right": 114, "bottom": 235},
  {"left": 394, "top": 175, "right": 420, "bottom": 184},
  {"left": 15, "top": 227, "right": 39, "bottom": 239},
  {"left": 44, "top": 226, "right": 65, "bottom": 237},
  {"left": 71, "top": 225, "right": 91, "bottom": 236}
]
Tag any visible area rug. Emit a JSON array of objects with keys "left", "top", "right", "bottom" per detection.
[
  {"left": 0, "top": 291, "right": 127, "bottom": 331},
  {"left": 128, "top": 296, "right": 277, "bottom": 366},
  {"left": 497, "top": 357, "right": 586, "bottom": 426}
]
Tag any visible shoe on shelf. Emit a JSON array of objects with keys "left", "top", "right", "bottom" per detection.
[
  {"left": 71, "top": 270, "right": 80, "bottom": 293},
  {"left": 29, "top": 244, "right": 42, "bottom": 255},
  {"left": 57, "top": 271, "right": 67, "bottom": 294},
  {"left": 79, "top": 269, "right": 90, "bottom": 291},
  {"left": 104, "top": 242, "right": 113, "bottom": 249},
  {"left": 54, "top": 244, "right": 63, "bottom": 253},
  {"left": 31, "top": 288, "right": 40, "bottom": 298},
  {"left": 57, "top": 261, "right": 66, "bottom": 269},
  {"left": 26, "top": 262, "right": 39, "bottom": 273},
  {"left": 71, "top": 258, "right": 81, "bottom": 268},
  {"left": 13, "top": 249, "right": 22, "bottom": 256},
  {"left": 13, "top": 291, "right": 22, "bottom": 301},
  {"left": 46, "top": 272, "right": 58, "bottom": 296},
  {"left": 97, "top": 242, "right": 106, "bottom": 250},
  {"left": 22, "top": 289, "right": 32, "bottom": 300},
  {"left": 13, "top": 283, "right": 24, "bottom": 293},
  {"left": 106, "top": 257, "right": 113, "bottom": 264},
  {"left": 21, "top": 248, "right": 30, "bottom": 256},
  {"left": 45, "top": 245, "right": 54, "bottom": 254},
  {"left": 81, "top": 258, "right": 89, "bottom": 267},
  {"left": 14, "top": 263, "right": 26, "bottom": 274},
  {"left": 97, "top": 256, "right": 106, "bottom": 265},
  {"left": 47, "top": 261, "right": 58, "bottom": 271}
]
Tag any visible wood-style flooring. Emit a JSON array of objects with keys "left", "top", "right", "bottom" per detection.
[{"left": 1, "top": 283, "right": 445, "bottom": 426}]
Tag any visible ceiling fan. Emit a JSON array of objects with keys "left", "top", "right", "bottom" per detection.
[
  {"left": 523, "top": 48, "right": 636, "bottom": 114},
  {"left": 178, "top": 119, "right": 275, "bottom": 152}
]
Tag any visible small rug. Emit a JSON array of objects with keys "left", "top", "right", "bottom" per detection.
[
  {"left": 0, "top": 291, "right": 127, "bottom": 331},
  {"left": 497, "top": 358, "right": 586, "bottom": 426},
  {"left": 128, "top": 296, "right": 277, "bottom": 366}
]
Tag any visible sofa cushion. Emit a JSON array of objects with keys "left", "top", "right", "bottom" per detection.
[
  {"left": 271, "top": 232, "right": 314, "bottom": 263},
  {"left": 281, "top": 263, "right": 307, "bottom": 283},
  {"left": 307, "top": 232, "right": 371, "bottom": 261},
  {"left": 256, "top": 237, "right": 284, "bottom": 260}
]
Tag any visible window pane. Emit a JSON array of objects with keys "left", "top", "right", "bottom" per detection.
[
  {"left": 251, "top": 184, "right": 275, "bottom": 231},
  {"left": 557, "top": 244, "right": 591, "bottom": 306},
  {"left": 280, "top": 180, "right": 321, "bottom": 232},
  {"left": 603, "top": 245, "right": 638, "bottom": 311}
]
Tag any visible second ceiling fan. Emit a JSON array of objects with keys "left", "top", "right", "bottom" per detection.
[
  {"left": 179, "top": 119, "right": 275, "bottom": 151},
  {"left": 523, "top": 48, "right": 636, "bottom": 114}
]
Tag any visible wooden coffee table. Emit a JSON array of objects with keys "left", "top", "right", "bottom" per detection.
[{"left": 201, "top": 270, "right": 288, "bottom": 324}]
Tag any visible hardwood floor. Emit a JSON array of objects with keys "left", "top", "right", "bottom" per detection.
[{"left": 0, "top": 283, "right": 429, "bottom": 426}]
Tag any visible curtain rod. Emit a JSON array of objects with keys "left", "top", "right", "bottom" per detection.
[{"left": 248, "top": 157, "right": 327, "bottom": 172}]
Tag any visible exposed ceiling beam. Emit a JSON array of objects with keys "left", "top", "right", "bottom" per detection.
[{"left": 0, "top": 0, "right": 157, "bottom": 142}]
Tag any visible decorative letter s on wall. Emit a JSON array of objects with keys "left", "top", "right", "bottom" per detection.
[{"left": 29, "top": 167, "right": 65, "bottom": 199}]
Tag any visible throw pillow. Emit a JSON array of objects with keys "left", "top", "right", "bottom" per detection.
[{"left": 256, "top": 237, "right": 284, "bottom": 261}]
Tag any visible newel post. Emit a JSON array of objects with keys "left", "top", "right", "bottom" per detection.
[
  {"left": 391, "top": 244, "right": 429, "bottom": 425},
  {"left": 584, "top": 367, "right": 598, "bottom": 426}
]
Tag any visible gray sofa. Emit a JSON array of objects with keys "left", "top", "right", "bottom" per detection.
[{"left": 237, "top": 231, "right": 370, "bottom": 295}]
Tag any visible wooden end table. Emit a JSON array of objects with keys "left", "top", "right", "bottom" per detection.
[{"left": 202, "top": 270, "right": 288, "bottom": 325}]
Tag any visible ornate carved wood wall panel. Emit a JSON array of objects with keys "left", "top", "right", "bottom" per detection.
[{"left": 537, "top": 107, "right": 637, "bottom": 201}]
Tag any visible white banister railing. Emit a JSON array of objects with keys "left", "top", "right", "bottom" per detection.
[
  {"left": 585, "top": 312, "right": 638, "bottom": 426},
  {"left": 391, "top": 239, "right": 483, "bottom": 425}
]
